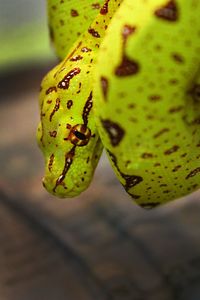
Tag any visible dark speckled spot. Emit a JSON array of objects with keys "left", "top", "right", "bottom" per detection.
[
  {"left": 71, "top": 9, "right": 79, "bottom": 17},
  {"left": 88, "top": 28, "right": 100, "bottom": 38},
  {"left": 115, "top": 25, "right": 139, "bottom": 77},
  {"left": 58, "top": 68, "right": 80, "bottom": 90},
  {"left": 164, "top": 145, "right": 179, "bottom": 155},
  {"left": 100, "top": 0, "right": 110, "bottom": 14},
  {"left": 101, "top": 76, "right": 109, "bottom": 101},
  {"left": 155, "top": 0, "right": 178, "bottom": 22},
  {"left": 101, "top": 119, "right": 125, "bottom": 146},
  {"left": 186, "top": 167, "right": 200, "bottom": 179}
]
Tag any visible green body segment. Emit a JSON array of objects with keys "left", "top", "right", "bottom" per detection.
[
  {"left": 48, "top": 0, "right": 105, "bottom": 59},
  {"left": 37, "top": 0, "right": 122, "bottom": 197},
  {"left": 94, "top": 0, "right": 200, "bottom": 207}
]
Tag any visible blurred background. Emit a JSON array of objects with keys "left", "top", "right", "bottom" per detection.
[{"left": 1, "top": 1, "right": 200, "bottom": 299}]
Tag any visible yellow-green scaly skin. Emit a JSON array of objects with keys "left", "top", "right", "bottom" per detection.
[
  {"left": 48, "top": 0, "right": 105, "bottom": 59},
  {"left": 37, "top": 0, "right": 122, "bottom": 197},
  {"left": 38, "top": 0, "right": 200, "bottom": 207},
  {"left": 94, "top": 0, "right": 200, "bottom": 208}
]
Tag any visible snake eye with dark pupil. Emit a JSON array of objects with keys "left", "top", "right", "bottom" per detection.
[
  {"left": 74, "top": 131, "right": 86, "bottom": 140},
  {"left": 67, "top": 124, "right": 91, "bottom": 146}
]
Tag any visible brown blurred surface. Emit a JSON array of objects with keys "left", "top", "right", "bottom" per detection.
[{"left": 0, "top": 65, "right": 200, "bottom": 300}]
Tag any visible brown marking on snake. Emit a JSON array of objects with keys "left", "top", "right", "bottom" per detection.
[
  {"left": 107, "top": 150, "right": 143, "bottom": 194},
  {"left": 58, "top": 68, "right": 81, "bottom": 90},
  {"left": 66, "top": 124, "right": 72, "bottom": 130},
  {"left": 82, "top": 92, "right": 93, "bottom": 126},
  {"left": 49, "top": 98, "right": 60, "bottom": 122},
  {"left": 129, "top": 193, "right": 141, "bottom": 200},
  {"left": 172, "top": 165, "right": 181, "bottom": 172},
  {"left": 115, "top": 25, "right": 139, "bottom": 76},
  {"left": 67, "top": 100, "right": 73, "bottom": 109},
  {"left": 70, "top": 55, "right": 83, "bottom": 62},
  {"left": 168, "top": 106, "right": 183, "bottom": 113},
  {"left": 92, "top": 3, "right": 101, "bottom": 9},
  {"left": 149, "top": 95, "right": 162, "bottom": 102},
  {"left": 46, "top": 86, "right": 57, "bottom": 95},
  {"left": 115, "top": 57, "right": 139, "bottom": 76},
  {"left": 49, "top": 131, "right": 57, "bottom": 138},
  {"left": 155, "top": 0, "right": 178, "bottom": 22},
  {"left": 81, "top": 47, "right": 92, "bottom": 53},
  {"left": 67, "top": 41, "right": 82, "bottom": 60},
  {"left": 188, "top": 84, "right": 200, "bottom": 102},
  {"left": 53, "top": 146, "right": 76, "bottom": 192},
  {"left": 88, "top": 28, "right": 100, "bottom": 38},
  {"left": 186, "top": 167, "right": 200, "bottom": 180},
  {"left": 141, "top": 153, "right": 154, "bottom": 159},
  {"left": 71, "top": 9, "right": 79, "bottom": 17},
  {"left": 101, "top": 119, "right": 125, "bottom": 147},
  {"left": 164, "top": 145, "right": 179, "bottom": 155},
  {"left": 100, "top": 0, "right": 110, "bottom": 15},
  {"left": 101, "top": 76, "right": 109, "bottom": 101},
  {"left": 153, "top": 128, "right": 170, "bottom": 138},
  {"left": 172, "top": 53, "right": 184, "bottom": 63},
  {"left": 48, "top": 154, "right": 54, "bottom": 172}
]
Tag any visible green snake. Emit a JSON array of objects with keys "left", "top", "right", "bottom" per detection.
[{"left": 37, "top": 0, "right": 200, "bottom": 208}]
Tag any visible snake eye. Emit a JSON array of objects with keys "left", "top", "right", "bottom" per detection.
[{"left": 67, "top": 124, "right": 91, "bottom": 146}]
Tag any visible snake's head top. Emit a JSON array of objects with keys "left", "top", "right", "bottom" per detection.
[{"left": 37, "top": 63, "right": 103, "bottom": 198}]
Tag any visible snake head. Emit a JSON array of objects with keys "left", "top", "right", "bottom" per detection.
[{"left": 37, "top": 62, "right": 103, "bottom": 197}]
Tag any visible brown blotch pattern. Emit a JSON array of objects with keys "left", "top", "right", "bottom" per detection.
[
  {"left": 71, "top": 9, "right": 79, "bottom": 17},
  {"left": 53, "top": 146, "right": 76, "bottom": 192},
  {"left": 141, "top": 153, "right": 154, "bottom": 159},
  {"left": 81, "top": 47, "right": 92, "bottom": 53},
  {"left": 153, "top": 128, "right": 170, "bottom": 138},
  {"left": 101, "top": 76, "right": 109, "bottom": 101},
  {"left": 88, "top": 28, "right": 100, "bottom": 38},
  {"left": 186, "top": 167, "right": 200, "bottom": 180},
  {"left": 70, "top": 55, "right": 83, "bottom": 62},
  {"left": 48, "top": 154, "right": 55, "bottom": 172},
  {"left": 100, "top": 0, "right": 110, "bottom": 15},
  {"left": 155, "top": 0, "right": 178, "bottom": 22},
  {"left": 46, "top": 86, "right": 57, "bottom": 95},
  {"left": 189, "top": 84, "right": 200, "bottom": 102},
  {"left": 115, "top": 25, "right": 139, "bottom": 76},
  {"left": 50, "top": 98, "right": 60, "bottom": 122},
  {"left": 49, "top": 131, "right": 57, "bottom": 138},
  {"left": 164, "top": 145, "right": 179, "bottom": 155},
  {"left": 58, "top": 68, "right": 81, "bottom": 90},
  {"left": 172, "top": 53, "right": 184, "bottom": 63},
  {"left": 82, "top": 92, "right": 93, "bottom": 126},
  {"left": 101, "top": 119, "right": 125, "bottom": 147},
  {"left": 107, "top": 150, "right": 143, "bottom": 198},
  {"left": 92, "top": 3, "right": 101, "bottom": 9},
  {"left": 67, "top": 100, "right": 73, "bottom": 109},
  {"left": 168, "top": 106, "right": 183, "bottom": 113},
  {"left": 149, "top": 94, "right": 162, "bottom": 102}
]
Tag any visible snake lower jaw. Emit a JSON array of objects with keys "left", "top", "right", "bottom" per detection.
[{"left": 42, "top": 171, "right": 93, "bottom": 198}]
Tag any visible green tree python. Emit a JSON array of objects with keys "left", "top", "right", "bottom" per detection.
[{"left": 37, "top": 0, "right": 200, "bottom": 208}]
